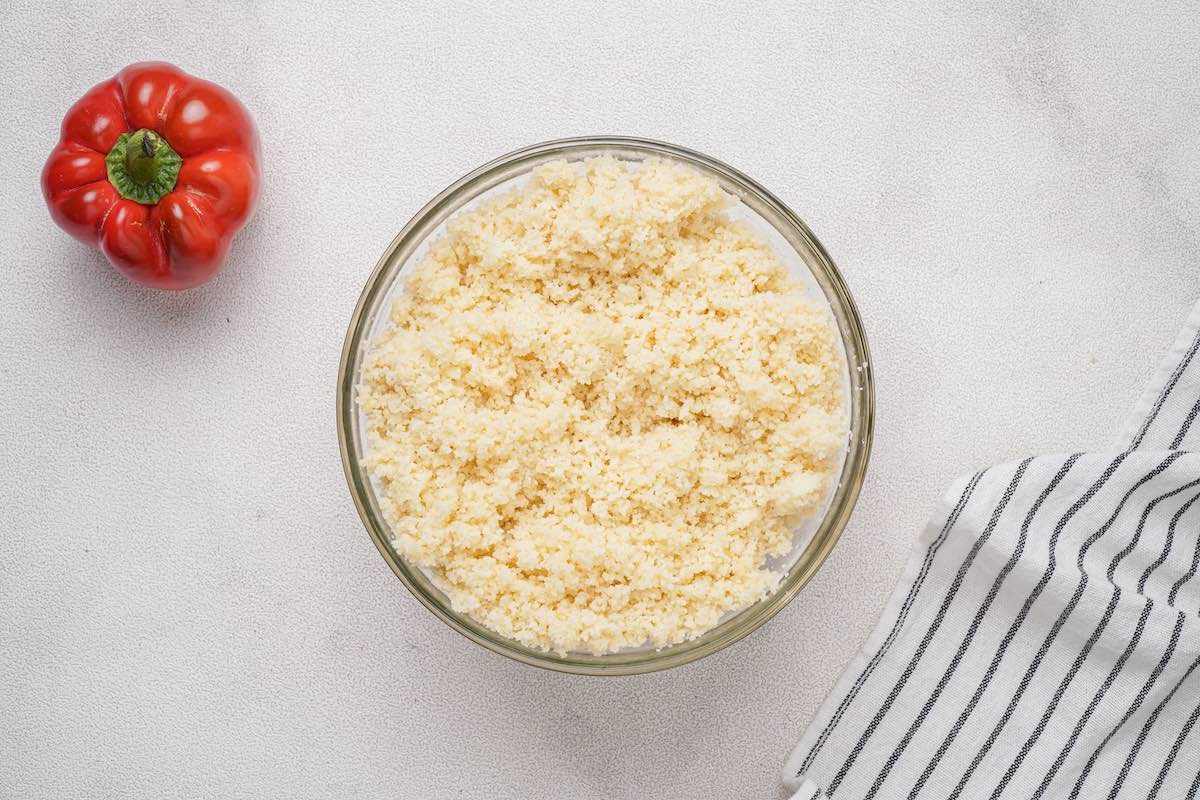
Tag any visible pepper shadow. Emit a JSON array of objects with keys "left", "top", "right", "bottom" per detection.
[{"left": 54, "top": 213, "right": 268, "bottom": 329}]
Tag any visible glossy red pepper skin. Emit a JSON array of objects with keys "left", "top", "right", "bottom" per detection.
[{"left": 42, "top": 62, "right": 261, "bottom": 290}]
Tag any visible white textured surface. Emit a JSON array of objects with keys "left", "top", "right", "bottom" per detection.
[{"left": 1, "top": 2, "right": 1197, "bottom": 798}]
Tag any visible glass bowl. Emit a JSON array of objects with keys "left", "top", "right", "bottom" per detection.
[{"left": 337, "top": 137, "right": 873, "bottom": 675}]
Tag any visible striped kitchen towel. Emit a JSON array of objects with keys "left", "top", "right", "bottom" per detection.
[{"left": 784, "top": 299, "right": 1200, "bottom": 800}]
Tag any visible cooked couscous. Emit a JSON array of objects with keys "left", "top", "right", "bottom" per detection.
[{"left": 358, "top": 157, "right": 846, "bottom": 654}]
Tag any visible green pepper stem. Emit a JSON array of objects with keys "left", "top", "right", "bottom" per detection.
[
  {"left": 106, "top": 129, "right": 182, "bottom": 205},
  {"left": 126, "top": 131, "right": 160, "bottom": 185}
]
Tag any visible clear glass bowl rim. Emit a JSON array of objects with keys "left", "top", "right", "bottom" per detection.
[{"left": 336, "top": 136, "right": 874, "bottom": 675}]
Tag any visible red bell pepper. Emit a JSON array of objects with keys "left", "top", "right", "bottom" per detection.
[{"left": 42, "top": 62, "right": 261, "bottom": 290}]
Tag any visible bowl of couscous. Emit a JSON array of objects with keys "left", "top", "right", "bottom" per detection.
[{"left": 337, "top": 137, "right": 873, "bottom": 674}]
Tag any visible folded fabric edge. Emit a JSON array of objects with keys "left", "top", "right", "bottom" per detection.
[
  {"left": 786, "top": 775, "right": 830, "bottom": 800},
  {"left": 1113, "top": 299, "right": 1200, "bottom": 450}
]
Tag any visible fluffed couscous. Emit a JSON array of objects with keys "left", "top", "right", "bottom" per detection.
[{"left": 358, "top": 157, "right": 846, "bottom": 654}]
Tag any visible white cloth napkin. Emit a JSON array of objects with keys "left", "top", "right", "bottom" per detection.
[{"left": 784, "top": 300, "right": 1200, "bottom": 800}]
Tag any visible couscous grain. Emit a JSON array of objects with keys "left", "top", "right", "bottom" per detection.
[{"left": 358, "top": 157, "right": 846, "bottom": 654}]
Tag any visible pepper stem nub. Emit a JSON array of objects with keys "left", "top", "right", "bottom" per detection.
[{"left": 106, "top": 128, "right": 182, "bottom": 205}]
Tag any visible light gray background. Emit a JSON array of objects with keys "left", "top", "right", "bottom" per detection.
[{"left": 2, "top": 2, "right": 1197, "bottom": 798}]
